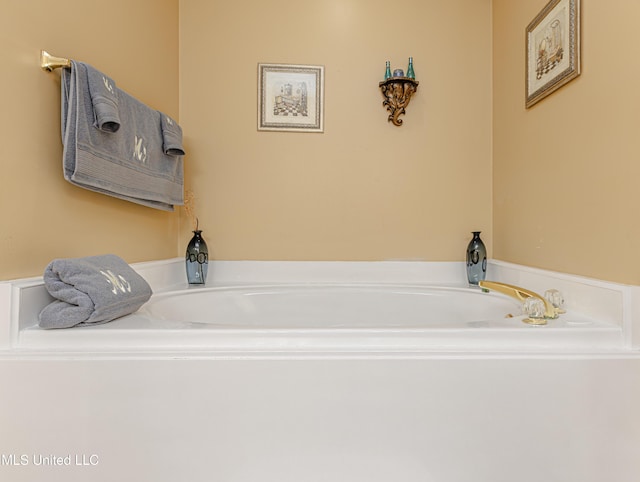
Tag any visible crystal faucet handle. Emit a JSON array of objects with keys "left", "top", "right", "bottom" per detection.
[
  {"left": 544, "top": 289, "right": 566, "bottom": 314},
  {"left": 522, "top": 298, "right": 548, "bottom": 325}
]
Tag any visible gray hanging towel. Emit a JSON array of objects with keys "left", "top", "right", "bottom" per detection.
[
  {"left": 39, "top": 254, "right": 153, "bottom": 329},
  {"left": 61, "top": 61, "right": 184, "bottom": 211},
  {"left": 160, "top": 113, "right": 186, "bottom": 156}
]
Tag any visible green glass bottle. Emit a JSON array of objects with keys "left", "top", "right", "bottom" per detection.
[
  {"left": 406, "top": 57, "right": 415, "bottom": 79},
  {"left": 384, "top": 60, "right": 391, "bottom": 80}
]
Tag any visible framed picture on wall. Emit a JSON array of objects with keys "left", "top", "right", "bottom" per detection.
[
  {"left": 258, "top": 63, "right": 324, "bottom": 132},
  {"left": 525, "top": 0, "right": 581, "bottom": 108}
]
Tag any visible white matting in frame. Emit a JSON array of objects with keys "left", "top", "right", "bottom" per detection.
[
  {"left": 258, "top": 63, "right": 324, "bottom": 132},
  {"left": 526, "top": 0, "right": 581, "bottom": 108}
]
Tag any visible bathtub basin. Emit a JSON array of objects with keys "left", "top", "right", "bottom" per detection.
[
  {"left": 145, "top": 284, "right": 519, "bottom": 328},
  {"left": 17, "top": 283, "right": 624, "bottom": 354}
]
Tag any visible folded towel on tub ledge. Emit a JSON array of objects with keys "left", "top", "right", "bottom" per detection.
[
  {"left": 61, "top": 61, "right": 185, "bottom": 211},
  {"left": 38, "top": 254, "right": 153, "bottom": 329}
]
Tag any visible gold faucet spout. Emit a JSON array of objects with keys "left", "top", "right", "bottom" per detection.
[{"left": 478, "top": 280, "right": 558, "bottom": 319}]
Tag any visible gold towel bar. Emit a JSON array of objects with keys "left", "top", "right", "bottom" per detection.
[{"left": 40, "top": 50, "right": 71, "bottom": 72}]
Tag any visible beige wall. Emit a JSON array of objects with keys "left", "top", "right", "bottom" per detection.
[
  {"left": 0, "top": 0, "right": 180, "bottom": 280},
  {"left": 4, "top": 0, "right": 636, "bottom": 286},
  {"left": 493, "top": 0, "right": 640, "bottom": 285},
  {"left": 179, "top": 0, "right": 493, "bottom": 262}
]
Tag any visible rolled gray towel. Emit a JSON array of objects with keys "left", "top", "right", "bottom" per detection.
[{"left": 39, "top": 254, "right": 152, "bottom": 329}]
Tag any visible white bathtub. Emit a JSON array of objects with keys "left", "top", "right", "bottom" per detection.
[
  {"left": 13, "top": 282, "right": 623, "bottom": 353},
  {"left": 2, "top": 260, "right": 640, "bottom": 482},
  {"left": 3, "top": 259, "right": 635, "bottom": 354},
  {"left": 144, "top": 284, "right": 517, "bottom": 328}
]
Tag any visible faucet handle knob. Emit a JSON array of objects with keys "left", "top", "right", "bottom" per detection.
[
  {"left": 544, "top": 289, "right": 566, "bottom": 314},
  {"left": 522, "top": 297, "right": 548, "bottom": 325}
]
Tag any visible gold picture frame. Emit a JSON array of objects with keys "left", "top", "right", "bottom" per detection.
[
  {"left": 258, "top": 63, "right": 324, "bottom": 132},
  {"left": 526, "top": 0, "right": 581, "bottom": 108}
]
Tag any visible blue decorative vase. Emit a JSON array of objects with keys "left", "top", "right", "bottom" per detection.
[
  {"left": 185, "top": 230, "right": 208, "bottom": 285},
  {"left": 466, "top": 231, "right": 487, "bottom": 285}
]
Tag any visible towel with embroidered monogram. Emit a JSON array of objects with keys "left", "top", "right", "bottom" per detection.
[
  {"left": 86, "top": 67, "right": 120, "bottom": 132},
  {"left": 61, "top": 60, "right": 184, "bottom": 211},
  {"left": 160, "top": 113, "right": 185, "bottom": 156},
  {"left": 38, "top": 254, "right": 153, "bottom": 329}
]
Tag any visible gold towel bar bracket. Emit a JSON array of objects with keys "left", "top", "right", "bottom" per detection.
[{"left": 40, "top": 50, "right": 71, "bottom": 72}]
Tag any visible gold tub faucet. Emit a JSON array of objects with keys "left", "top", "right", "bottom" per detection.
[{"left": 478, "top": 280, "right": 558, "bottom": 321}]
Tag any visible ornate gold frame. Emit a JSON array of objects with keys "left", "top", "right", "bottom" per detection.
[
  {"left": 525, "top": 0, "right": 581, "bottom": 108},
  {"left": 258, "top": 63, "right": 324, "bottom": 133}
]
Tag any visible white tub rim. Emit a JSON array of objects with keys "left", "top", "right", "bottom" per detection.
[{"left": 1, "top": 259, "right": 637, "bottom": 356}]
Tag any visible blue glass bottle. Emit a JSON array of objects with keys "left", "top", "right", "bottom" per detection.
[
  {"left": 185, "top": 230, "right": 209, "bottom": 284},
  {"left": 466, "top": 231, "right": 487, "bottom": 285},
  {"left": 384, "top": 60, "right": 392, "bottom": 80}
]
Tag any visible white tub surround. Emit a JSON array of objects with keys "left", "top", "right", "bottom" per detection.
[
  {"left": 3, "top": 260, "right": 640, "bottom": 482},
  {"left": 1, "top": 259, "right": 638, "bottom": 356}
]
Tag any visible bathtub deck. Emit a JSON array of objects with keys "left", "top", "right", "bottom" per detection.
[
  {"left": 16, "top": 311, "right": 624, "bottom": 355},
  {"left": 4, "top": 260, "right": 636, "bottom": 356}
]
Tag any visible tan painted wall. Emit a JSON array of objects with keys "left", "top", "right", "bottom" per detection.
[
  {"left": 0, "top": 0, "right": 180, "bottom": 280},
  {"left": 10, "top": 1, "right": 632, "bottom": 287},
  {"left": 179, "top": 0, "right": 493, "bottom": 262},
  {"left": 493, "top": 0, "right": 640, "bottom": 285}
]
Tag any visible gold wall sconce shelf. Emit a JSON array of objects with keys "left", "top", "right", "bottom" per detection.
[{"left": 379, "top": 77, "right": 419, "bottom": 127}]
